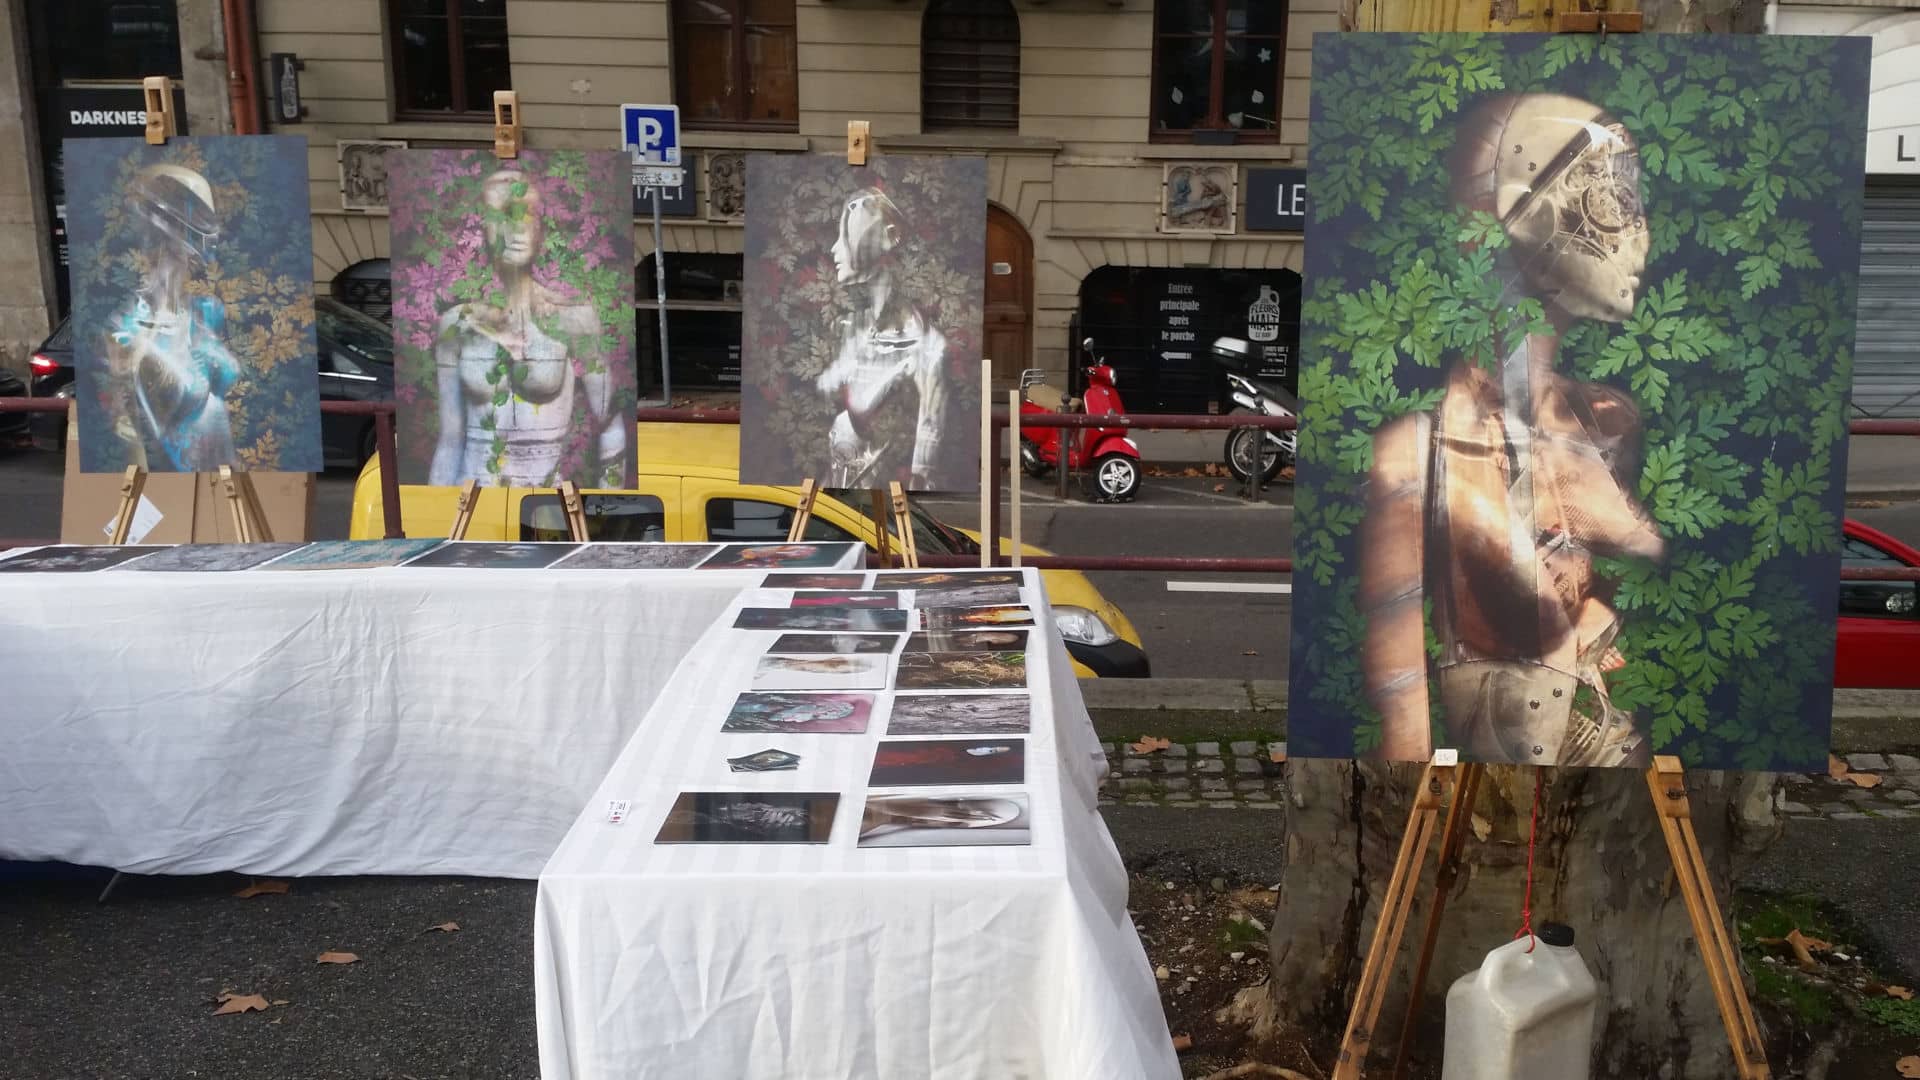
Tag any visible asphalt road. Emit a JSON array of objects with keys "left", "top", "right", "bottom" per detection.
[{"left": 3, "top": 446, "right": 1918, "bottom": 680}]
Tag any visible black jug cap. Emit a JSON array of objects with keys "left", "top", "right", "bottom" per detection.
[{"left": 1538, "top": 923, "right": 1575, "bottom": 948}]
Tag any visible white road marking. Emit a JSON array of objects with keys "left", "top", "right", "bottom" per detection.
[{"left": 1167, "top": 580, "right": 1292, "bottom": 594}]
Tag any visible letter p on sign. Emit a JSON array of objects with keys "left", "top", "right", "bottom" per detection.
[{"left": 621, "top": 103, "right": 681, "bottom": 167}]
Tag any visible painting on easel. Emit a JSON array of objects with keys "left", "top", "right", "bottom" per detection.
[
  {"left": 739, "top": 154, "right": 986, "bottom": 492},
  {"left": 1286, "top": 34, "right": 1870, "bottom": 772},
  {"left": 65, "top": 135, "right": 319, "bottom": 473},
  {"left": 388, "top": 149, "right": 637, "bottom": 489}
]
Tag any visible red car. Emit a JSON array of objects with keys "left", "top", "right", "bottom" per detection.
[{"left": 1837, "top": 518, "right": 1920, "bottom": 689}]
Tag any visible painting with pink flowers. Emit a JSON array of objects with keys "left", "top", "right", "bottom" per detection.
[{"left": 388, "top": 149, "right": 636, "bottom": 488}]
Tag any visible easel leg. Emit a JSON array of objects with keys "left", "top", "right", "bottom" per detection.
[
  {"left": 888, "top": 481, "right": 919, "bottom": 569},
  {"left": 786, "top": 479, "right": 819, "bottom": 542},
  {"left": 869, "top": 489, "right": 894, "bottom": 568},
  {"left": 1334, "top": 759, "right": 1456, "bottom": 1080},
  {"left": 97, "top": 870, "right": 126, "bottom": 904},
  {"left": 1646, "top": 757, "right": 1771, "bottom": 1079},
  {"left": 1391, "top": 762, "right": 1486, "bottom": 1080},
  {"left": 235, "top": 472, "right": 273, "bottom": 542},
  {"left": 557, "top": 480, "right": 588, "bottom": 542},
  {"left": 218, "top": 466, "right": 255, "bottom": 543},
  {"left": 448, "top": 479, "right": 482, "bottom": 541},
  {"left": 110, "top": 466, "right": 147, "bottom": 545}
]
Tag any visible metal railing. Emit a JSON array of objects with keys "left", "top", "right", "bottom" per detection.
[{"left": 3, "top": 395, "right": 1917, "bottom": 581}]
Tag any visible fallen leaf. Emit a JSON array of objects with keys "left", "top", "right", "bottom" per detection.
[
  {"left": 1899, "top": 1055, "right": 1920, "bottom": 1079},
  {"left": 1241, "top": 649, "right": 1260, "bottom": 656},
  {"left": 427, "top": 921, "right": 460, "bottom": 933},
  {"left": 1784, "top": 929, "right": 1820, "bottom": 971},
  {"left": 1212, "top": 483, "right": 1226, "bottom": 493},
  {"left": 213, "top": 993, "right": 270, "bottom": 1015},
  {"left": 1268, "top": 748, "right": 1287, "bottom": 764},
  {"left": 316, "top": 951, "right": 359, "bottom": 965},
  {"left": 1829, "top": 754, "right": 1851, "bottom": 780},
  {"left": 1844, "top": 772, "right": 1885, "bottom": 789},
  {"left": 270, "top": 1000, "right": 290, "bottom": 1006},
  {"left": 1130, "top": 736, "right": 1171, "bottom": 755},
  {"left": 1470, "top": 813, "right": 1492, "bottom": 842},
  {"left": 232, "top": 880, "right": 289, "bottom": 899},
  {"left": 1890, "top": 986, "right": 1915, "bottom": 1001},
  {"left": 1171, "top": 1033, "right": 1193, "bottom": 1052}
]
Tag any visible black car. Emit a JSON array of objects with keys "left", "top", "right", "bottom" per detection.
[
  {"left": 0, "top": 366, "right": 27, "bottom": 447},
  {"left": 27, "top": 297, "right": 395, "bottom": 467}
]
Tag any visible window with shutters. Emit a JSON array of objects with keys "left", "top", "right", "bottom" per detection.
[
  {"left": 922, "top": 0, "right": 1020, "bottom": 132},
  {"left": 389, "top": 0, "right": 513, "bottom": 119},
  {"left": 672, "top": 0, "right": 799, "bottom": 131},
  {"left": 1151, "top": 0, "right": 1285, "bottom": 142}
]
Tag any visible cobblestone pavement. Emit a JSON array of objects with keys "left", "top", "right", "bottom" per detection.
[{"left": 1099, "top": 743, "right": 1920, "bottom": 819}]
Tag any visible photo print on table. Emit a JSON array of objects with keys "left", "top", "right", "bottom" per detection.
[
  {"left": 700, "top": 543, "right": 863, "bottom": 570},
  {"left": 752, "top": 652, "right": 891, "bottom": 691},
  {"left": 389, "top": 149, "right": 637, "bottom": 489},
  {"left": 768, "top": 633, "right": 902, "bottom": 655},
  {"left": 1289, "top": 34, "right": 1869, "bottom": 771},
  {"left": 877, "top": 571, "right": 1022, "bottom": 589},
  {"left": 0, "top": 546, "right": 166, "bottom": 573},
  {"left": 906, "top": 629, "right": 1028, "bottom": 654},
  {"left": 555, "top": 544, "right": 719, "bottom": 570},
  {"left": 115, "top": 543, "right": 304, "bottom": 572},
  {"left": 722, "top": 692, "right": 873, "bottom": 734},
  {"left": 858, "top": 793, "right": 1031, "bottom": 848},
  {"left": 887, "top": 693, "right": 1031, "bottom": 735},
  {"left": 897, "top": 651, "right": 1028, "bottom": 691},
  {"left": 915, "top": 606, "right": 1036, "bottom": 631},
  {"left": 763, "top": 571, "right": 869, "bottom": 590},
  {"left": 654, "top": 792, "right": 840, "bottom": 844},
  {"left": 65, "top": 136, "right": 320, "bottom": 473},
  {"left": 402, "top": 542, "right": 579, "bottom": 569},
  {"left": 912, "top": 584, "right": 1023, "bottom": 609},
  {"left": 740, "top": 154, "right": 986, "bottom": 493},
  {"left": 727, "top": 748, "right": 802, "bottom": 773},
  {"left": 869, "top": 738, "right": 1025, "bottom": 787},
  {"left": 259, "top": 539, "right": 445, "bottom": 571},
  {"left": 735, "top": 607, "right": 911, "bottom": 632},
  {"left": 790, "top": 591, "right": 901, "bottom": 609}
]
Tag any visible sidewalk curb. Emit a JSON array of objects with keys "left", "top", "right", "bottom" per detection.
[{"left": 1079, "top": 678, "right": 1920, "bottom": 755}]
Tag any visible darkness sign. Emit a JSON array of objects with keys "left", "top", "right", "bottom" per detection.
[
  {"left": 43, "top": 84, "right": 190, "bottom": 307},
  {"left": 1245, "top": 168, "right": 1309, "bottom": 232}
]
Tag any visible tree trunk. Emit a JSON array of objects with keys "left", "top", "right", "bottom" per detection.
[{"left": 1227, "top": 759, "right": 1780, "bottom": 1078}]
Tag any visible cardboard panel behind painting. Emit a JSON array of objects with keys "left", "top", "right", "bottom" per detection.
[
  {"left": 740, "top": 154, "right": 986, "bottom": 492},
  {"left": 63, "top": 135, "right": 320, "bottom": 474},
  {"left": 387, "top": 149, "right": 637, "bottom": 490},
  {"left": 1285, "top": 33, "right": 1869, "bottom": 772}
]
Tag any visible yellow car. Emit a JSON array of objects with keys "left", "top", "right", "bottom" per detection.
[{"left": 348, "top": 422, "right": 1150, "bottom": 677}]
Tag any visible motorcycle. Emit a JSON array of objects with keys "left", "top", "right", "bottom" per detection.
[
  {"left": 1018, "top": 338, "right": 1142, "bottom": 503},
  {"left": 1211, "top": 336, "right": 1298, "bottom": 486}
]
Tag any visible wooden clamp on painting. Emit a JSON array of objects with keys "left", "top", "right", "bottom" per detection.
[
  {"left": 1331, "top": 753, "right": 1770, "bottom": 1080},
  {"left": 493, "top": 90, "right": 520, "bottom": 159},
  {"left": 143, "top": 76, "right": 176, "bottom": 144}
]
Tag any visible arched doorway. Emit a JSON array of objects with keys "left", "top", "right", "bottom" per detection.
[{"left": 985, "top": 204, "right": 1033, "bottom": 381}]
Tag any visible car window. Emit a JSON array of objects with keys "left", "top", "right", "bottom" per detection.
[
  {"left": 1840, "top": 534, "right": 1918, "bottom": 620},
  {"left": 47, "top": 320, "right": 72, "bottom": 351},
  {"left": 520, "top": 493, "right": 665, "bottom": 542},
  {"left": 822, "top": 488, "right": 968, "bottom": 556},
  {"left": 316, "top": 302, "right": 392, "bottom": 377},
  {"left": 706, "top": 498, "right": 858, "bottom": 544}
]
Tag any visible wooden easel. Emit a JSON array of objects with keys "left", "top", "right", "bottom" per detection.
[
  {"left": 106, "top": 78, "right": 272, "bottom": 547},
  {"left": 779, "top": 120, "right": 918, "bottom": 571},
  {"left": 1332, "top": 755, "right": 1769, "bottom": 1080}
]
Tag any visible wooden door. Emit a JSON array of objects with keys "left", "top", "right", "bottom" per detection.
[{"left": 984, "top": 204, "right": 1034, "bottom": 382}]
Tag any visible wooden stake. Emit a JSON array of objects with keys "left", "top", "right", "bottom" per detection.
[
  {"left": 979, "top": 360, "right": 993, "bottom": 568},
  {"left": 847, "top": 120, "right": 870, "bottom": 166},
  {"left": 109, "top": 465, "right": 148, "bottom": 544},
  {"left": 888, "top": 481, "right": 918, "bottom": 569},
  {"left": 1392, "top": 761, "right": 1487, "bottom": 1080},
  {"left": 143, "top": 76, "right": 175, "bottom": 144},
  {"left": 448, "top": 479, "right": 482, "bottom": 540},
  {"left": 556, "top": 479, "right": 588, "bottom": 542},
  {"left": 1007, "top": 389, "right": 1022, "bottom": 569},
  {"left": 493, "top": 90, "right": 521, "bottom": 159},
  {"left": 787, "top": 479, "right": 819, "bottom": 542},
  {"left": 870, "top": 489, "right": 894, "bottom": 568}
]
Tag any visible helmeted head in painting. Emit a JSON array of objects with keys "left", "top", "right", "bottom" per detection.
[{"left": 830, "top": 187, "right": 905, "bottom": 286}]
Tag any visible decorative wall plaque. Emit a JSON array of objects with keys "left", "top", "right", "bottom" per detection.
[
  {"left": 1161, "top": 162, "right": 1237, "bottom": 234},
  {"left": 338, "top": 139, "right": 406, "bottom": 213},
  {"left": 708, "top": 152, "right": 747, "bottom": 221}
]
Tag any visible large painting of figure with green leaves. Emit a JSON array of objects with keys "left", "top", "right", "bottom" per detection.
[
  {"left": 1288, "top": 34, "right": 1868, "bottom": 771},
  {"left": 389, "top": 149, "right": 636, "bottom": 488}
]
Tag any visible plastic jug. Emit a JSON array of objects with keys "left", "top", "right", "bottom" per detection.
[{"left": 1442, "top": 923, "right": 1598, "bottom": 1080}]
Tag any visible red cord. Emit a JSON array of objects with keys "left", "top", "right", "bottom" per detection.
[{"left": 1515, "top": 767, "right": 1545, "bottom": 953}]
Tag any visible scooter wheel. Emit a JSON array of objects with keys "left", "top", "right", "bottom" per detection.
[
  {"left": 1224, "top": 426, "right": 1285, "bottom": 485},
  {"left": 1092, "top": 453, "right": 1140, "bottom": 502},
  {"left": 1019, "top": 439, "right": 1052, "bottom": 478}
]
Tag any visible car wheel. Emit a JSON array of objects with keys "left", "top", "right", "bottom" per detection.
[
  {"left": 1092, "top": 453, "right": 1139, "bottom": 502},
  {"left": 1224, "top": 426, "right": 1285, "bottom": 485}
]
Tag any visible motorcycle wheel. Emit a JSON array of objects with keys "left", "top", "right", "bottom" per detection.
[
  {"left": 1092, "top": 453, "right": 1140, "bottom": 503},
  {"left": 1019, "top": 438, "right": 1052, "bottom": 478},
  {"left": 1224, "top": 425, "right": 1286, "bottom": 485}
]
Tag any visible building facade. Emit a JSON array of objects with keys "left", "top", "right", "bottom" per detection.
[{"left": 0, "top": 0, "right": 1332, "bottom": 412}]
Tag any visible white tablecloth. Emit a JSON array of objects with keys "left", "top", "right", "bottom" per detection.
[
  {"left": 0, "top": 542, "right": 863, "bottom": 878},
  {"left": 534, "top": 570, "right": 1179, "bottom": 1080}
]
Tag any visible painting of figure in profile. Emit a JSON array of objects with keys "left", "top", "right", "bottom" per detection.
[
  {"left": 389, "top": 149, "right": 636, "bottom": 489},
  {"left": 740, "top": 154, "right": 985, "bottom": 492},
  {"left": 65, "top": 136, "right": 319, "bottom": 473}
]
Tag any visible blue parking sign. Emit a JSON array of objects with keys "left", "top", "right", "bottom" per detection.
[{"left": 621, "top": 104, "right": 681, "bottom": 167}]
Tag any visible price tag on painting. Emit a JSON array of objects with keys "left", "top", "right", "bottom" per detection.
[{"left": 632, "top": 165, "right": 684, "bottom": 190}]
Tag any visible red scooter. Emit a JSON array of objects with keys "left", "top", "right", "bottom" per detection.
[{"left": 1018, "top": 337, "right": 1142, "bottom": 502}]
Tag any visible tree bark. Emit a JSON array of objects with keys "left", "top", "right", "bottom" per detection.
[{"left": 1227, "top": 759, "right": 1780, "bottom": 1079}]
